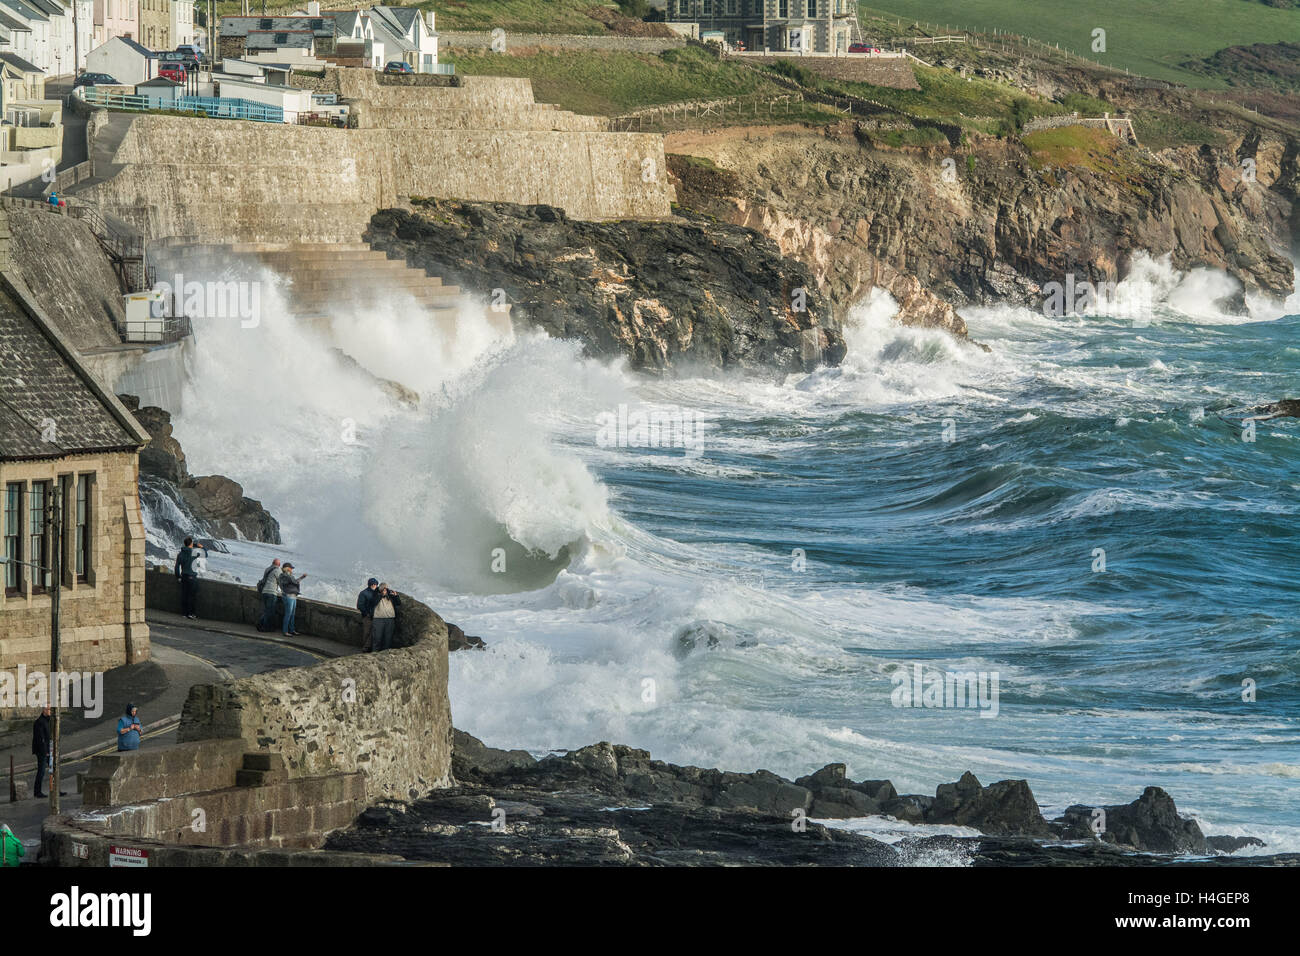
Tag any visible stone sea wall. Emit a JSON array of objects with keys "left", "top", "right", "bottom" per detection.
[
  {"left": 75, "top": 71, "right": 673, "bottom": 242},
  {"left": 146, "top": 570, "right": 454, "bottom": 803}
]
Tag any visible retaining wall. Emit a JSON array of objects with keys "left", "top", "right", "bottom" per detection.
[
  {"left": 143, "top": 569, "right": 454, "bottom": 803},
  {"left": 440, "top": 31, "right": 686, "bottom": 53}
]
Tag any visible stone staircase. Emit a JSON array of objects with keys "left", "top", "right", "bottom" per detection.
[{"left": 148, "top": 239, "right": 511, "bottom": 338}]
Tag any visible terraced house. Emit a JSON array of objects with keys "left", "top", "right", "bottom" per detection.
[
  {"left": 138, "top": 0, "right": 167, "bottom": 49},
  {"left": 666, "top": 0, "right": 862, "bottom": 54},
  {"left": 0, "top": 224, "right": 151, "bottom": 717}
]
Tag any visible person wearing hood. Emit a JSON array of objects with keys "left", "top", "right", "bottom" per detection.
[
  {"left": 0, "top": 824, "right": 23, "bottom": 866},
  {"left": 356, "top": 577, "right": 380, "bottom": 652},
  {"left": 117, "top": 704, "right": 141, "bottom": 751},
  {"left": 31, "top": 706, "right": 50, "bottom": 798}
]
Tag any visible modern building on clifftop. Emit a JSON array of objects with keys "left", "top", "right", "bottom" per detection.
[
  {"left": 0, "top": 225, "right": 152, "bottom": 717},
  {"left": 666, "top": 0, "right": 862, "bottom": 54}
]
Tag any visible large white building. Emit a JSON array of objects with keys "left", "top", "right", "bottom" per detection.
[
  {"left": 0, "top": 0, "right": 93, "bottom": 77},
  {"left": 331, "top": 5, "right": 438, "bottom": 72}
]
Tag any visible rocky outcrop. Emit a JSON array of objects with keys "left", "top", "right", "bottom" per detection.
[
  {"left": 365, "top": 200, "right": 846, "bottom": 375},
  {"left": 120, "top": 395, "right": 281, "bottom": 545},
  {"left": 1057, "top": 787, "right": 1209, "bottom": 854},
  {"left": 326, "top": 732, "right": 1284, "bottom": 865}
]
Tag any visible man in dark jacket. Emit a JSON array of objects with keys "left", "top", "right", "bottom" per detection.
[
  {"left": 31, "top": 706, "right": 50, "bottom": 799},
  {"left": 356, "top": 577, "right": 379, "bottom": 652},
  {"left": 174, "top": 536, "right": 207, "bottom": 619}
]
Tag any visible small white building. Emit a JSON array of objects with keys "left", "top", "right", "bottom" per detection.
[
  {"left": 212, "top": 73, "right": 313, "bottom": 120},
  {"left": 134, "top": 74, "right": 180, "bottom": 102},
  {"left": 84, "top": 34, "right": 156, "bottom": 84},
  {"left": 332, "top": 5, "right": 438, "bottom": 73}
]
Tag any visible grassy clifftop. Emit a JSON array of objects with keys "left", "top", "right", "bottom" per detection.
[{"left": 861, "top": 0, "right": 1300, "bottom": 86}]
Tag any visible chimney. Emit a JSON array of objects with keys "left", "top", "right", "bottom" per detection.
[
  {"left": 307, "top": 1, "right": 320, "bottom": 14},
  {"left": 426, "top": 11, "right": 435, "bottom": 33}
]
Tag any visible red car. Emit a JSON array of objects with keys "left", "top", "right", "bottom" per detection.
[
  {"left": 848, "top": 43, "right": 882, "bottom": 54},
  {"left": 158, "top": 62, "right": 187, "bottom": 82}
]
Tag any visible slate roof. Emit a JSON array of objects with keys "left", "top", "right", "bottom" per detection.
[
  {"left": 220, "top": 16, "right": 336, "bottom": 38},
  {"left": 26, "top": 0, "right": 63, "bottom": 17},
  {"left": 0, "top": 51, "right": 41, "bottom": 74},
  {"left": 373, "top": 6, "right": 420, "bottom": 35},
  {"left": 0, "top": 275, "right": 148, "bottom": 461},
  {"left": 0, "top": 4, "right": 34, "bottom": 29},
  {"left": 246, "top": 30, "right": 315, "bottom": 50},
  {"left": 116, "top": 35, "right": 157, "bottom": 58},
  {"left": 0, "top": 0, "right": 49, "bottom": 24}
]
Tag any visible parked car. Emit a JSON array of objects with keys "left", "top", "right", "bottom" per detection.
[
  {"left": 73, "top": 72, "right": 121, "bottom": 88},
  {"left": 848, "top": 43, "right": 882, "bottom": 53},
  {"left": 161, "top": 50, "right": 200, "bottom": 71},
  {"left": 158, "top": 62, "right": 187, "bottom": 82},
  {"left": 383, "top": 60, "right": 413, "bottom": 75},
  {"left": 175, "top": 43, "right": 204, "bottom": 61}
]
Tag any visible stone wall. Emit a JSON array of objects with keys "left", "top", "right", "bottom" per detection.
[
  {"left": 440, "top": 31, "right": 686, "bottom": 53},
  {"left": 744, "top": 54, "right": 919, "bottom": 90},
  {"left": 149, "top": 570, "right": 453, "bottom": 803},
  {"left": 74, "top": 69, "right": 673, "bottom": 242},
  {"left": 6, "top": 206, "right": 126, "bottom": 350}
]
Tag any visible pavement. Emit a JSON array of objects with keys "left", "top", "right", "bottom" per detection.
[{"left": 0, "top": 611, "right": 357, "bottom": 858}]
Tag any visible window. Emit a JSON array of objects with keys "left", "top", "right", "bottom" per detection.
[
  {"left": 310, "top": 18, "right": 323, "bottom": 31},
  {"left": 778, "top": 0, "right": 788, "bottom": 17},
  {"left": 259, "top": 18, "right": 272, "bottom": 29},
  {"left": 4, "top": 483, "right": 21, "bottom": 596},
  {"left": 702, "top": 0, "right": 711, "bottom": 14},
  {"left": 29, "top": 481, "right": 49, "bottom": 593},
  {"left": 274, "top": 32, "right": 289, "bottom": 44},
  {"left": 806, "top": 0, "right": 815, "bottom": 15},
  {"left": 75, "top": 475, "right": 91, "bottom": 583},
  {"left": 726, "top": 0, "right": 737, "bottom": 14}
]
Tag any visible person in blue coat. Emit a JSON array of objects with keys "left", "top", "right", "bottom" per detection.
[{"left": 117, "top": 704, "right": 141, "bottom": 751}]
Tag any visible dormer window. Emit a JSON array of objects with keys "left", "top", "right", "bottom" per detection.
[{"left": 259, "top": 18, "right": 272, "bottom": 29}]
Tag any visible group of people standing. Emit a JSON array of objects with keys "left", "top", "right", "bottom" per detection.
[
  {"left": 256, "top": 558, "right": 309, "bottom": 636},
  {"left": 356, "top": 578, "right": 401, "bottom": 652}
]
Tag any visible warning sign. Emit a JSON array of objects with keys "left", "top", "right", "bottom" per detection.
[{"left": 108, "top": 845, "right": 149, "bottom": 867}]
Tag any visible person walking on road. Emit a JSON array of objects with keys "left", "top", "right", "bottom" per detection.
[
  {"left": 257, "top": 558, "right": 282, "bottom": 632},
  {"left": 174, "top": 536, "right": 207, "bottom": 619},
  {"left": 356, "top": 577, "right": 379, "bottom": 652},
  {"left": 31, "top": 706, "right": 50, "bottom": 799},
  {"left": 370, "top": 583, "right": 401, "bottom": 652},
  {"left": 0, "top": 824, "right": 24, "bottom": 866},
  {"left": 117, "top": 703, "right": 141, "bottom": 752},
  {"left": 279, "top": 563, "right": 308, "bottom": 636}
]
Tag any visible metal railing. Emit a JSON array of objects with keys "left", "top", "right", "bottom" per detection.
[
  {"left": 79, "top": 88, "right": 286, "bottom": 124},
  {"left": 116, "top": 313, "right": 193, "bottom": 345}
]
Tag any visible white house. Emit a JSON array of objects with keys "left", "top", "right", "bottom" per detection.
[
  {"left": 330, "top": 4, "right": 437, "bottom": 72},
  {"left": 85, "top": 33, "right": 155, "bottom": 83},
  {"left": 0, "top": 0, "right": 90, "bottom": 77},
  {"left": 169, "top": 0, "right": 193, "bottom": 48},
  {"left": 0, "top": 0, "right": 49, "bottom": 75}
]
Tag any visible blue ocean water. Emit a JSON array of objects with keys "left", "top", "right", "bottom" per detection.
[{"left": 167, "top": 258, "right": 1300, "bottom": 853}]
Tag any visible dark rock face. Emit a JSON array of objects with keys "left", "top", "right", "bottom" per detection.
[
  {"left": 446, "top": 623, "right": 487, "bottom": 653},
  {"left": 120, "top": 394, "right": 281, "bottom": 545},
  {"left": 327, "top": 733, "right": 1289, "bottom": 866},
  {"left": 1058, "top": 787, "right": 1209, "bottom": 854},
  {"left": 365, "top": 201, "right": 846, "bottom": 375}
]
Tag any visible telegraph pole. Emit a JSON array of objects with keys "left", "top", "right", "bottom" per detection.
[{"left": 49, "top": 486, "right": 62, "bottom": 815}]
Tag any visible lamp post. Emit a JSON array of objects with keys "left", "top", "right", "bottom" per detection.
[{"left": 0, "top": 485, "right": 63, "bottom": 814}]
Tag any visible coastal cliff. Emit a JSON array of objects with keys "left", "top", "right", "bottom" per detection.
[
  {"left": 365, "top": 200, "right": 846, "bottom": 375},
  {"left": 666, "top": 120, "right": 1297, "bottom": 328}
]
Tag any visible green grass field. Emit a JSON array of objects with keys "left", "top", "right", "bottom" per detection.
[
  {"left": 860, "top": 0, "right": 1300, "bottom": 86},
  {"left": 443, "top": 46, "right": 811, "bottom": 115}
]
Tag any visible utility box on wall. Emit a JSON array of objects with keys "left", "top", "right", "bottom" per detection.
[{"left": 122, "top": 290, "right": 166, "bottom": 342}]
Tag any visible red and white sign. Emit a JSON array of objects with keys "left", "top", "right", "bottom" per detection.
[{"left": 108, "top": 845, "right": 149, "bottom": 867}]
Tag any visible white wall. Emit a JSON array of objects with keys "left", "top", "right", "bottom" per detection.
[{"left": 85, "top": 37, "right": 151, "bottom": 83}]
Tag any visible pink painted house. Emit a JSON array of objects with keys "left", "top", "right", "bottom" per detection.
[{"left": 92, "top": 0, "right": 137, "bottom": 46}]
